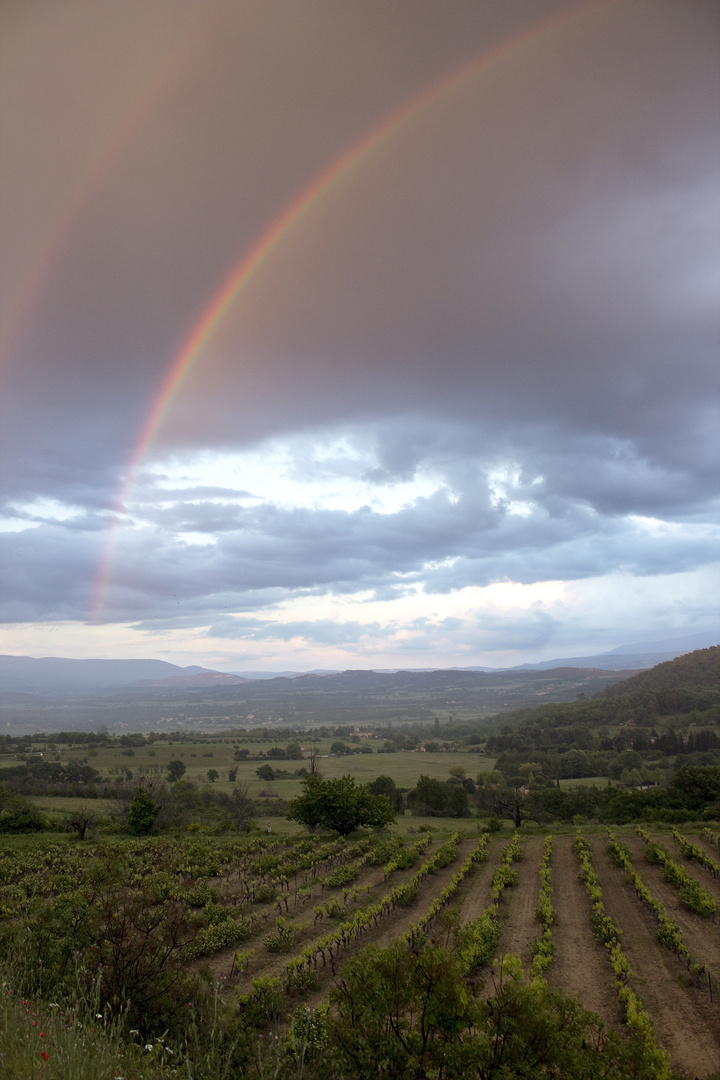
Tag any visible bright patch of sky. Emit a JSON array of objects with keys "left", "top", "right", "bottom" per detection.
[
  {"left": 0, "top": 498, "right": 83, "bottom": 532},
  {"left": 136, "top": 435, "right": 447, "bottom": 516}
]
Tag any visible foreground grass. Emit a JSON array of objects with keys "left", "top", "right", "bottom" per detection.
[{"left": 0, "top": 976, "right": 176, "bottom": 1080}]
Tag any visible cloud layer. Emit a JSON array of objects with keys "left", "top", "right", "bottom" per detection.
[{"left": 1, "top": 0, "right": 718, "bottom": 666}]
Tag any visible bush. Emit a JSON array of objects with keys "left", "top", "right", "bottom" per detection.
[
  {"left": 0, "top": 793, "right": 46, "bottom": 832},
  {"left": 127, "top": 786, "right": 160, "bottom": 835}
]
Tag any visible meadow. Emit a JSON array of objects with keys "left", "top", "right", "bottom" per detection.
[{"left": 9, "top": 734, "right": 497, "bottom": 806}]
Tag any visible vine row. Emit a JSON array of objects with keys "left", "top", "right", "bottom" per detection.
[
  {"left": 531, "top": 835, "right": 555, "bottom": 976},
  {"left": 636, "top": 827, "right": 717, "bottom": 918},
  {"left": 672, "top": 830, "right": 720, "bottom": 879},
  {"left": 605, "top": 830, "right": 700, "bottom": 976},
  {"left": 573, "top": 831, "right": 670, "bottom": 1078},
  {"left": 283, "top": 834, "right": 464, "bottom": 985}
]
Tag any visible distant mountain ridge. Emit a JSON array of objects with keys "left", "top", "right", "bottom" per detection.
[
  {"left": 1, "top": 631, "right": 717, "bottom": 690},
  {"left": 132, "top": 672, "right": 249, "bottom": 688},
  {"left": 0, "top": 656, "right": 219, "bottom": 690},
  {"left": 510, "top": 631, "right": 720, "bottom": 671}
]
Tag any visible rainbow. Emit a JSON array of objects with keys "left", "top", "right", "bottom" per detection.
[{"left": 91, "top": 0, "right": 615, "bottom": 621}]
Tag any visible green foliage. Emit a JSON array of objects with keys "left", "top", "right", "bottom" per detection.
[
  {"left": 238, "top": 974, "right": 285, "bottom": 1027},
  {"left": 637, "top": 827, "right": 717, "bottom": 917},
  {"left": 407, "top": 774, "right": 469, "bottom": 817},
  {"left": 126, "top": 785, "right": 160, "bottom": 835},
  {"left": 531, "top": 835, "right": 555, "bottom": 975},
  {"left": 264, "top": 917, "right": 295, "bottom": 953},
  {"left": 324, "top": 863, "right": 358, "bottom": 888},
  {"left": 0, "top": 963, "right": 179, "bottom": 1080},
  {"left": 601, "top": 644, "right": 720, "bottom": 698},
  {"left": 573, "top": 831, "right": 670, "bottom": 1077},
  {"left": 324, "top": 945, "right": 666, "bottom": 1079},
  {"left": 166, "top": 758, "right": 186, "bottom": 782},
  {"left": 286, "top": 774, "right": 395, "bottom": 836},
  {"left": 673, "top": 828, "right": 720, "bottom": 877},
  {"left": 0, "top": 790, "right": 46, "bottom": 833},
  {"left": 367, "top": 773, "right": 403, "bottom": 810},
  {"left": 183, "top": 915, "right": 254, "bottom": 960}
]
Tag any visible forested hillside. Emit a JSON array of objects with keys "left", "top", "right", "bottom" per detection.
[{"left": 600, "top": 644, "right": 720, "bottom": 696}]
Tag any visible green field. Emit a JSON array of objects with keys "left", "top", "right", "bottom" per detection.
[{"left": 10, "top": 736, "right": 495, "bottom": 806}]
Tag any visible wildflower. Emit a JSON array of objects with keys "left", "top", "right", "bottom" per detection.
[
  {"left": 145, "top": 1044, "right": 153, "bottom": 1052},
  {"left": 96, "top": 1013, "right": 103, "bottom": 1019},
  {"left": 41, "top": 1051, "right": 49, "bottom": 1061}
]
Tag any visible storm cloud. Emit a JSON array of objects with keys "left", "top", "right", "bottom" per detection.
[{"left": 1, "top": 0, "right": 718, "bottom": 668}]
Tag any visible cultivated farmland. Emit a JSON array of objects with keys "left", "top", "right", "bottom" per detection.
[{"left": 3, "top": 824, "right": 720, "bottom": 1077}]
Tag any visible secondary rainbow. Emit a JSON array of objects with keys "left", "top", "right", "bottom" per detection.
[
  {"left": 92, "top": 0, "right": 614, "bottom": 621},
  {"left": 0, "top": 2, "right": 227, "bottom": 371}
]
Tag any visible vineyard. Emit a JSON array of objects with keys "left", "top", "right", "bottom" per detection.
[{"left": 3, "top": 824, "right": 720, "bottom": 1077}]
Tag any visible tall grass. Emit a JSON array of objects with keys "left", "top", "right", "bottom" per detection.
[{"left": 0, "top": 960, "right": 176, "bottom": 1080}]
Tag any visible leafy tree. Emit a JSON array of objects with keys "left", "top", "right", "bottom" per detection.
[
  {"left": 228, "top": 767, "right": 238, "bottom": 782},
  {"left": 126, "top": 786, "right": 160, "bottom": 835},
  {"left": 166, "top": 759, "right": 187, "bottom": 782},
  {"left": 367, "top": 774, "right": 403, "bottom": 811},
  {"left": 671, "top": 764, "right": 720, "bottom": 809},
  {"left": 233, "top": 748, "right": 250, "bottom": 760},
  {"left": 256, "top": 764, "right": 276, "bottom": 782},
  {"left": 206, "top": 768, "right": 219, "bottom": 783},
  {"left": 287, "top": 774, "right": 394, "bottom": 835},
  {"left": 407, "top": 775, "right": 469, "bottom": 817}
]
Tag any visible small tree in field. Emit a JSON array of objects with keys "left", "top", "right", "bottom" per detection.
[
  {"left": 65, "top": 806, "right": 95, "bottom": 839},
  {"left": 207, "top": 768, "right": 219, "bottom": 783},
  {"left": 166, "top": 759, "right": 186, "bottom": 782},
  {"left": 287, "top": 774, "right": 394, "bottom": 836}
]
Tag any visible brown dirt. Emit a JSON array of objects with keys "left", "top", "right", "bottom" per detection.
[
  {"left": 623, "top": 833, "right": 720, "bottom": 988},
  {"left": 195, "top": 840, "right": 446, "bottom": 984},
  {"left": 692, "top": 832, "right": 720, "bottom": 865},
  {"left": 232, "top": 838, "right": 479, "bottom": 1000},
  {"left": 368, "top": 838, "right": 480, "bottom": 953},
  {"left": 495, "top": 835, "right": 543, "bottom": 973},
  {"left": 546, "top": 835, "right": 620, "bottom": 1029},
  {"left": 589, "top": 834, "right": 720, "bottom": 1077},
  {"left": 278, "top": 837, "right": 483, "bottom": 1018},
  {"left": 667, "top": 832, "right": 720, "bottom": 904},
  {"left": 456, "top": 838, "right": 504, "bottom": 925}
]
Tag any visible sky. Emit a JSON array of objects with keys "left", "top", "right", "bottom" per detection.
[{"left": 0, "top": 0, "right": 718, "bottom": 672}]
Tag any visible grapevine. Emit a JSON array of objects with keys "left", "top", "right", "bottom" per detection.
[
  {"left": 636, "top": 827, "right": 717, "bottom": 918},
  {"left": 573, "top": 831, "right": 670, "bottom": 1078}
]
